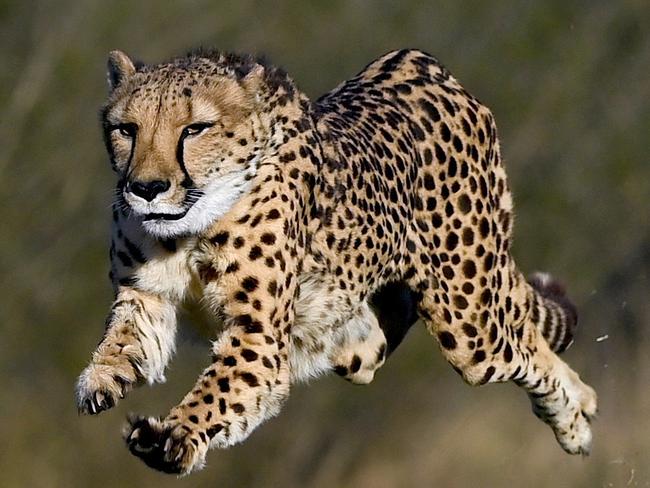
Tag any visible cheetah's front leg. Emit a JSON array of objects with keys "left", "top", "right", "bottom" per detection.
[
  {"left": 76, "top": 287, "right": 177, "bottom": 414},
  {"left": 124, "top": 230, "right": 297, "bottom": 474},
  {"left": 124, "top": 324, "right": 290, "bottom": 474}
]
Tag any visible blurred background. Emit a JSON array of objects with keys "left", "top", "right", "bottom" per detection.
[{"left": 1, "top": 1, "right": 648, "bottom": 486}]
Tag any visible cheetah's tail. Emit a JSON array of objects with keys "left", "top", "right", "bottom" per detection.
[{"left": 527, "top": 272, "right": 578, "bottom": 354}]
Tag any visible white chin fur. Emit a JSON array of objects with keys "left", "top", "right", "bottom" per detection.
[{"left": 136, "top": 171, "right": 253, "bottom": 238}]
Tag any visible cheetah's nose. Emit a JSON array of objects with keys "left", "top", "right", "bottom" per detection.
[{"left": 128, "top": 180, "right": 170, "bottom": 202}]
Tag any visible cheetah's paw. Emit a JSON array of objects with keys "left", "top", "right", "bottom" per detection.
[
  {"left": 124, "top": 414, "right": 208, "bottom": 475},
  {"left": 535, "top": 371, "right": 598, "bottom": 456},
  {"left": 76, "top": 362, "right": 138, "bottom": 415},
  {"left": 555, "top": 378, "right": 597, "bottom": 456}
]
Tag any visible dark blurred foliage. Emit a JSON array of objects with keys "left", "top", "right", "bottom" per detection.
[{"left": 0, "top": 1, "right": 648, "bottom": 486}]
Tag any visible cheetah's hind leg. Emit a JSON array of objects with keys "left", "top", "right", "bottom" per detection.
[{"left": 331, "top": 281, "right": 419, "bottom": 384}]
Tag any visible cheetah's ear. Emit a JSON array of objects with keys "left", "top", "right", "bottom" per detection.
[
  {"left": 241, "top": 64, "right": 266, "bottom": 100},
  {"left": 107, "top": 50, "right": 136, "bottom": 91}
]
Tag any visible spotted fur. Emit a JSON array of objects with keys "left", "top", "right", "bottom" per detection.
[{"left": 76, "top": 48, "right": 597, "bottom": 474}]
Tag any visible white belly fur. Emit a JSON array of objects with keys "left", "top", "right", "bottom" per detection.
[{"left": 289, "top": 273, "right": 377, "bottom": 382}]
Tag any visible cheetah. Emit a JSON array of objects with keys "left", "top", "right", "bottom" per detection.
[{"left": 75, "top": 48, "right": 597, "bottom": 474}]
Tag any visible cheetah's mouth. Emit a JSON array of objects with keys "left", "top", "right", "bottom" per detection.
[
  {"left": 142, "top": 209, "right": 190, "bottom": 222},
  {"left": 134, "top": 189, "right": 203, "bottom": 222}
]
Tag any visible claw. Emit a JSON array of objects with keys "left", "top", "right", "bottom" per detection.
[
  {"left": 174, "top": 447, "right": 184, "bottom": 463},
  {"left": 95, "top": 391, "right": 104, "bottom": 409},
  {"left": 129, "top": 428, "right": 140, "bottom": 443}
]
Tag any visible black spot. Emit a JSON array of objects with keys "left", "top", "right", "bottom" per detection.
[
  {"left": 479, "top": 217, "right": 490, "bottom": 238},
  {"left": 504, "top": 343, "right": 513, "bottom": 362},
  {"left": 236, "top": 314, "right": 264, "bottom": 333},
  {"left": 248, "top": 246, "right": 263, "bottom": 260},
  {"left": 241, "top": 349, "right": 259, "bottom": 362},
  {"left": 462, "top": 323, "right": 478, "bottom": 337},
  {"left": 262, "top": 356, "right": 274, "bottom": 369},
  {"left": 483, "top": 252, "right": 494, "bottom": 271},
  {"left": 249, "top": 214, "right": 262, "bottom": 227},
  {"left": 211, "top": 231, "right": 229, "bottom": 246},
  {"left": 440, "top": 122, "right": 451, "bottom": 142},
  {"left": 462, "top": 228, "right": 474, "bottom": 246},
  {"left": 217, "top": 377, "right": 230, "bottom": 392},
  {"left": 423, "top": 148, "right": 433, "bottom": 164},
  {"left": 472, "top": 349, "right": 486, "bottom": 363},
  {"left": 462, "top": 260, "right": 476, "bottom": 278},
  {"left": 458, "top": 194, "right": 471, "bottom": 214},
  {"left": 445, "top": 232, "right": 458, "bottom": 251},
  {"left": 481, "top": 366, "right": 496, "bottom": 384},
  {"left": 239, "top": 372, "right": 259, "bottom": 387},
  {"left": 452, "top": 135, "right": 463, "bottom": 152},
  {"left": 260, "top": 233, "right": 276, "bottom": 245},
  {"left": 242, "top": 276, "right": 259, "bottom": 292},
  {"left": 395, "top": 83, "right": 412, "bottom": 94},
  {"left": 207, "top": 424, "right": 223, "bottom": 439},
  {"left": 438, "top": 331, "right": 457, "bottom": 349},
  {"left": 267, "top": 280, "right": 277, "bottom": 295},
  {"left": 441, "top": 96, "right": 456, "bottom": 116},
  {"left": 418, "top": 99, "right": 441, "bottom": 122},
  {"left": 434, "top": 143, "right": 447, "bottom": 163},
  {"left": 406, "top": 239, "right": 416, "bottom": 253},
  {"left": 424, "top": 173, "right": 435, "bottom": 191},
  {"left": 454, "top": 295, "right": 468, "bottom": 309},
  {"left": 489, "top": 324, "right": 498, "bottom": 343},
  {"left": 442, "top": 265, "right": 454, "bottom": 279}
]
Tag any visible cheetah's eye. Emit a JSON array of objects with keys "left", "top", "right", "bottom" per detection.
[
  {"left": 182, "top": 123, "right": 214, "bottom": 137},
  {"left": 115, "top": 123, "right": 137, "bottom": 138}
]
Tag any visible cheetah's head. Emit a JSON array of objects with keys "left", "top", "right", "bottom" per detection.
[{"left": 102, "top": 50, "right": 278, "bottom": 238}]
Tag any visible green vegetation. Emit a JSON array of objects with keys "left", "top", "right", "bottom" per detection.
[{"left": 0, "top": 1, "right": 648, "bottom": 486}]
